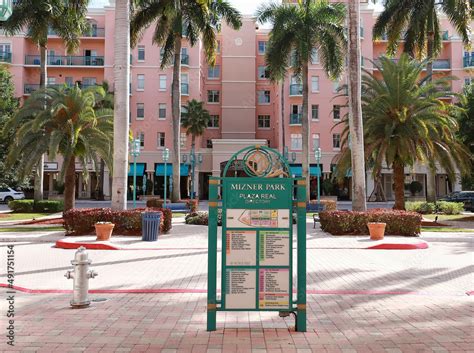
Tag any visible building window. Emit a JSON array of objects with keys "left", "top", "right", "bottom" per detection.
[
  {"left": 138, "top": 132, "right": 145, "bottom": 148},
  {"left": 137, "top": 74, "right": 145, "bottom": 90},
  {"left": 138, "top": 46, "right": 145, "bottom": 61},
  {"left": 258, "top": 66, "right": 270, "bottom": 79},
  {"left": 333, "top": 81, "right": 340, "bottom": 93},
  {"left": 159, "top": 75, "right": 167, "bottom": 91},
  {"left": 137, "top": 103, "right": 145, "bottom": 119},
  {"left": 333, "top": 105, "right": 341, "bottom": 120},
  {"left": 158, "top": 103, "right": 166, "bottom": 119},
  {"left": 258, "top": 41, "right": 267, "bottom": 55},
  {"left": 65, "top": 77, "right": 74, "bottom": 86},
  {"left": 0, "top": 43, "right": 11, "bottom": 54},
  {"left": 332, "top": 133, "right": 341, "bottom": 149},
  {"left": 312, "top": 133, "right": 320, "bottom": 150},
  {"left": 157, "top": 132, "right": 165, "bottom": 148},
  {"left": 464, "top": 77, "right": 472, "bottom": 86},
  {"left": 258, "top": 115, "right": 271, "bottom": 129},
  {"left": 311, "top": 105, "right": 319, "bottom": 120},
  {"left": 311, "top": 76, "right": 319, "bottom": 92},
  {"left": 216, "top": 40, "right": 221, "bottom": 53},
  {"left": 180, "top": 132, "right": 187, "bottom": 148},
  {"left": 159, "top": 47, "right": 165, "bottom": 61},
  {"left": 208, "top": 90, "right": 220, "bottom": 103},
  {"left": 208, "top": 65, "right": 220, "bottom": 79},
  {"left": 311, "top": 48, "right": 319, "bottom": 64},
  {"left": 207, "top": 139, "right": 213, "bottom": 148},
  {"left": 47, "top": 77, "right": 56, "bottom": 85},
  {"left": 82, "top": 77, "right": 96, "bottom": 87},
  {"left": 257, "top": 90, "right": 271, "bottom": 104},
  {"left": 208, "top": 115, "right": 219, "bottom": 128},
  {"left": 291, "top": 134, "right": 302, "bottom": 151}
]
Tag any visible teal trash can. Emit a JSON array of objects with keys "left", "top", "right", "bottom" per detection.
[{"left": 142, "top": 212, "right": 161, "bottom": 241}]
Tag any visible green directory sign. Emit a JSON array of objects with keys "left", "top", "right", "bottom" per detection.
[{"left": 207, "top": 146, "right": 307, "bottom": 332}]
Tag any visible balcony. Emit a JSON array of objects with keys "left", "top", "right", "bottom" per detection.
[
  {"left": 181, "top": 83, "right": 189, "bottom": 95},
  {"left": 0, "top": 51, "right": 11, "bottom": 63},
  {"left": 289, "top": 113, "right": 302, "bottom": 125},
  {"left": 25, "top": 55, "right": 105, "bottom": 67},
  {"left": 181, "top": 54, "right": 189, "bottom": 66},
  {"left": 289, "top": 84, "right": 303, "bottom": 96},
  {"left": 48, "top": 27, "right": 105, "bottom": 38},
  {"left": 432, "top": 59, "right": 450, "bottom": 70},
  {"left": 463, "top": 55, "right": 474, "bottom": 68}
]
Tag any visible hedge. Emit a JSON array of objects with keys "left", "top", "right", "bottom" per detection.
[
  {"left": 319, "top": 209, "right": 422, "bottom": 236},
  {"left": 406, "top": 201, "right": 465, "bottom": 215},
  {"left": 307, "top": 199, "right": 337, "bottom": 211},
  {"left": 185, "top": 210, "right": 222, "bottom": 226},
  {"left": 8, "top": 200, "right": 63, "bottom": 213},
  {"left": 146, "top": 198, "right": 198, "bottom": 212},
  {"left": 63, "top": 207, "right": 172, "bottom": 235}
]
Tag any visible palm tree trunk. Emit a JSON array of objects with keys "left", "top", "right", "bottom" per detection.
[
  {"left": 34, "top": 44, "right": 48, "bottom": 202},
  {"left": 281, "top": 78, "right": 286, "bottom": 154},
  {"left": 425, "top": 15, "right": 437, "bottom": 202},
  {"left": 393, "top": 160, "right": 405, "bottom": 210},
  {"left": 63, "top": 156, "right": 76, "bottom": 211},
  {"left": 301, "top": 60, "right": 310, "bottom": 201},
  {"left": 111, "top": 0, "right": 130, "bottom": 210},
  {"left": 347, "top": 0, "right": 367, "bottom": 211},
  {"left": 171, "top": 34, "right": 182, "bottom": 202}
]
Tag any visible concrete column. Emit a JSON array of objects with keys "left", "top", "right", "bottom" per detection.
[
  {"left": 103, "top": 170, "right": 111, "bottom": 199},
  {"left": 366, "top": 171, "right": 375, "bottom": 198}
]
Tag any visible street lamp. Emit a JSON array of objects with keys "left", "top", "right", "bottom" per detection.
[
  {"left": 0, "top": 0, "right": 13, "bottom": 21},
  {"left": 314, "top": 147, "right": 322, "bottom": 205},
  {"left": 162, "top": 148, "right": 170, "bottom": 208},
  {"left": 130, "top": 139, "right": 141, "bottom": 209},
  {"left": 183, "top": 148, "right": 203, "bottom": 199}
]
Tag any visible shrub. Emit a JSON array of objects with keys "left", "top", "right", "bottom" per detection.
[
  {"left": 34, "top": 200, "right": 63, "bottom": 212},
  {"left": 307, "top": 199, "right": 337, "bottom": 211},
  {"left": 408, "top": 181, "right": 423, "bottom": 195},
  {"left": 63, "top": 207, "right": 172, "bottom": 235},
  {"left": 185, "top": 210, "right": 222, "bottom": 226},
  {"left": 405, "top": 201, "right": 436, "bottom": 214},
  {"left": 146, "top": 198, "right": 163, "bottom": 208},
  {"left": 319, "top": 209, "right": 421, "bottom": 236},
  {"left": 185, "top": 199, "right": 199, "bottom": 212},
  {"left": 436, "top": 201, "right": 464, "bottom": 215},
  {"left": 8, "top": 200, "right": 34, "bottom": 213}
]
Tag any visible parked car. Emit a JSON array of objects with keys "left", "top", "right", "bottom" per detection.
[
  {"left": 439, "top": 191, "right": 474, "bottom": 212},
  {"left": 0, "top": 187, "right": 26, "bottom": 203}
]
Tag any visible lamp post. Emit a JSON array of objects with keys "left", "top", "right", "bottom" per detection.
[
  {"left": 0, "top": 0, "right": 13, "bottom": 21},
  {"left": 314, "top": 147, "right": 322, "bottom": 205},
  {"left": 162, "top": 148, "right": 170, "bottom": 208},
  {"left": 130, "top": 139, "right": 141, "bottom": 209},
  {"left": 183, "top": 148, "right": 203, "bottom": 199}
]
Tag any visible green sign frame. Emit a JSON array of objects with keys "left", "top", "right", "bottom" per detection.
[{"left": 207, "top": 145, "right": 307, "bottom": 332}]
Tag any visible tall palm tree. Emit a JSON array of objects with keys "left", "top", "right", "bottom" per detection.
[
  {"left": 256, "top": 0, "right": 346, "bottom": 200},
  {"left": 373, "top": 0, "right": 472, "bottom": 201},
  {"left": 131, "top": 0, "right": 242, "bottom": 202},
  {"left": 5, "top": 85, "right": 114, "bottom": 211},
  {"left": 335, "top": 55, "right": 471, "bottom": 210},
  {"left": 181, "top": 99, "right": 210, "bottom": 199},
  {"left": 3, "top": 0, "right": 90, "bottom": 202},
  {"left": 346, "top": 0, "right": 366, "bottom": 211},
  {"left": 111, "top": 0, "right": 131, "bottom": 210}
]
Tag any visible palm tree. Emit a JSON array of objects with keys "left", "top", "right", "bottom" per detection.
[
  {"left": 3, "top": 0, "right": 90, "bottom": 202},
  {"left": 5, "top": 85, "right": 114, "bottom": 211},
  {"left": 131, "top": 0, "right": 242, "bottom": 202},
  {"left": 346, "top": 0, "right": 366, "bottom": 211},
  {"left": 335, "top": 55, "right": 471, "bottom": 210},
  {"left": 373, "top": 0, "right": 472, "bottom": 201},
  {"left": 181, "top": 99, "right": 210, "bottom": 199},
  {"left": 256, "top": 0, "right": 346, "bottom": 200},
  {"left": 112, "top": 0, "right": 131, "bottom": 210}
]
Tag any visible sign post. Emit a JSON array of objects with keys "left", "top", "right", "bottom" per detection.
[{"left": 207, "top": 145, "right": 306, "bottom": 332}]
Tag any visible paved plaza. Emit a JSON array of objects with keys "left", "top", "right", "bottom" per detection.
[{"left": 0, "top": 221, "right": 473, "bottom": 352}]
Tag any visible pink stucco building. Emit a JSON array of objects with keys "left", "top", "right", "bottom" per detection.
[{"left": 0, "top": 1, "right": 472, "bottom": 201}]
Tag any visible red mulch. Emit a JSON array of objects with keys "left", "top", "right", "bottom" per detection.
[{"left": 19, "top": 218, "right": 64, "bottom": 225}]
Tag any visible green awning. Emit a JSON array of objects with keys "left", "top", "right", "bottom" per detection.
[
  {"left": 289, "top": 164, "right": 322, "bottom": 177},
  {"left": 128, "top": 163, "right": 145, "bottom": 176},
  {"left": 155, "top": 163, "right": 189, "bottom": 176}
]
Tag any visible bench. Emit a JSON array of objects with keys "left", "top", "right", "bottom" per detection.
[
  {"left": 164, "top": 202, "right": 190, "bottom": 213},
  {"left": 307, "top": 203, "right": 326, "bottom": 229}
]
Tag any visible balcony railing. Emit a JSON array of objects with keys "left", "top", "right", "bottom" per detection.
[
  {"left": 181, "top": 54, "right": 189, "bottom": 65},
  {"left": 289, "top": 84, "right": 303, "bottom": 96},
  {"left": 0, "top": 51, "right": 12, "bottom": 63},
  {"left": 25, "top": 55, "right": 105, "bottom": 67},
  {"left": 48, "top": 27, "right": 105, "bottom": 38},
  {"left": 463, "top": 56, "right": 474, "bottom": 68},
  {"left": 289, "top": 113, "right": 302, "bottom": 125},
  {"left": 181, "top": 83, "right": 189, "bottom": 95},
  {"left": 432, "top": 59, "right": 450, "bottom": 70},
  {"left": 24, "top": 82, "right": 102, "bottom": 95}
]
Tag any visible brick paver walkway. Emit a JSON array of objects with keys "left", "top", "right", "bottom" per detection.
[{"left": 0, "top": 223, "right": 473, "bottom": 352}]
